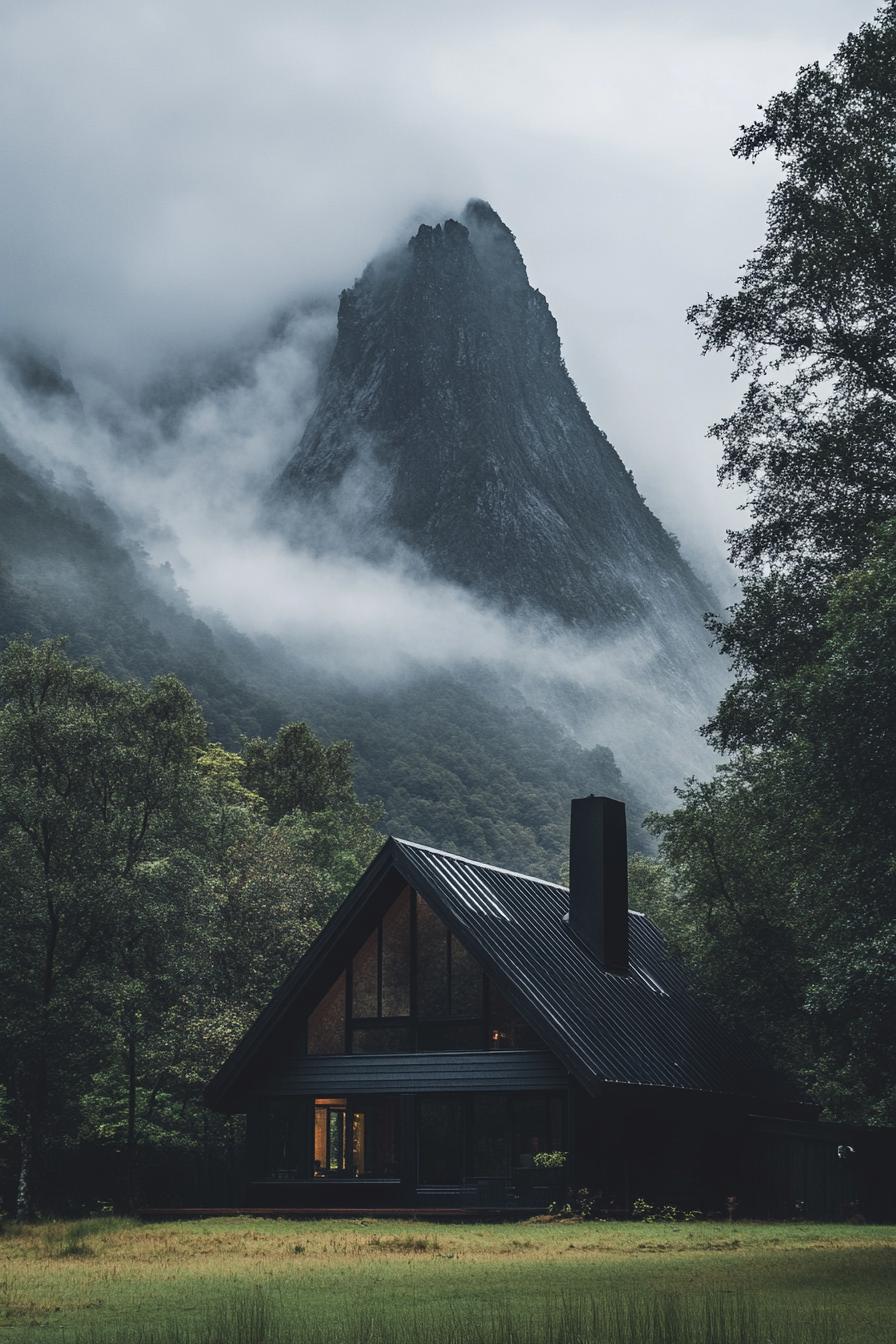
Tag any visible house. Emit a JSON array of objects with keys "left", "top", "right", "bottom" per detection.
[{"left": 205, "top": 796, "right": 895, "bottom": 1218}]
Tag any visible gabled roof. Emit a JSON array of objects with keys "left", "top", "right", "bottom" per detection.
[{"left": 206, "top": 836, "right": 799, "bottom": 1109}]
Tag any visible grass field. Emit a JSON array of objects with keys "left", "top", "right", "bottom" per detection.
[{"left": 1, "top": 1217, "right": 894, "bottom": 1343}]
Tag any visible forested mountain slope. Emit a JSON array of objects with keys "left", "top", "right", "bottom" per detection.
[{"left": 0, "top": 442, "right": 632, "bottom": 877}]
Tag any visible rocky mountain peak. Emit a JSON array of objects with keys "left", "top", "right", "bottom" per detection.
[{"left": 274, "top": 202, "right": 715, "bottom": 656}]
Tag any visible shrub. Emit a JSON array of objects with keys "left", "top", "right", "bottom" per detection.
[
  {"left": 532, "top": 1151, "right": 567, "bottom": 1170},
  {"left": 547, "top": 1187, "right": 598, "bottom": 1219},
  {"left": 632, "top": 1197, "right": 702, "bottom": 1223}
]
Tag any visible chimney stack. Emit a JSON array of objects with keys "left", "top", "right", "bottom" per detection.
[{"left": 567, "top": 795, "right": 629, "bottom": 974}]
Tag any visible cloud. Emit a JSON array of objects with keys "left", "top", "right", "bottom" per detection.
[
  {"left": 0, "top": 326, "right": 719, "bottom": 803},
  {"left": 0, "top": 0, "right": 873, "bottom": 561},
  {"left": 0, "top": 0, "right": 872, "bottom": 800}
]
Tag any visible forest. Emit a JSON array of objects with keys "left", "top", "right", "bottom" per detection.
[
  {"left": 636, "top": 3, "right": 896, "bottom": 1130},
  {"left": 0, "top": 641, "right": 382, "bottom": 1217}
]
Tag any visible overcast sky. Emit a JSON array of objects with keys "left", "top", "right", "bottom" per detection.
[{"left": 0, "top": 0, "right": 875, "bottom": 574}]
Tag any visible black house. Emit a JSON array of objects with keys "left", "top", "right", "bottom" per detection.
[{"left": 206, "top": 797, "right": 894, "bottom": 1218}]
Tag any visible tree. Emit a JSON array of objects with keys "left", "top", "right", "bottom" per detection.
[
  {"left": 649, "top": 4, "right": 896, "bottom": 1124},
  {"left": 649, "top": 522, "right": 896, "bottom": 1122},
  {"left": 0, "top": 640, "right": 384, "bottom": 1213},
  {"left": 0, "top": 639, "right": 206, "bottom": 1214},
  {"left": 242, "top": 723, "right": 362, "bottom": 823},
  {"left": 688, "top": 1, "right": 896, "bottom": 750}
]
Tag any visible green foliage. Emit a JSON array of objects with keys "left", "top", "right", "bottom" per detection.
[
  {"left": 300, "top": 672, "right": 643, "bottom": 880},
  {"left": 631, "top": 1197, "right": 701, "bottom": 1223},
  {"left": 660, "top": 4, "right": 896, "bottom": 1126},
  {"left": 0, "top": 639, "right": 380, "bottom": 1213},
  {"left": 649, "top": 525, "right": 896, "bottom": 1121},
  {"left": 0, "top": 449, "right": 642, "bottom": 880},
  {"left": 532, "top": 1150, "right": 567, "bottom": 1170},
  {"left": 0, "top": 451, "right": 285, "bottom": 746},
  {"left": 547, "top": 1186, "right": 598, "bottom": 1219},
  {"left": 688, "top": 2, "right": 896, "bottom": 751},
  {"left": 242, "top": 723, "right": 358, "bottom": 823}
]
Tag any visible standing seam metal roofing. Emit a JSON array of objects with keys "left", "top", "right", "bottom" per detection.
[
  {"left": 392, "top": 838, "right": 789, "bottom": 1099},
  {"left": 206, "top": 835, "right": 798, "bottom": 1108}
]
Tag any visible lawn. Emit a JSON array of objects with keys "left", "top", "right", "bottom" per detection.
[{"left": 1, "top": 1217, "right": 894, "bottom": 1343}]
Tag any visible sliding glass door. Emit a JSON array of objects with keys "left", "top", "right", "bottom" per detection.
[
  {"left": 417, "top": 1092, "right": 565, "bottom": 1188},
  {"left": 312, "top": 1095, "right": 400, "bottom": 1179}
]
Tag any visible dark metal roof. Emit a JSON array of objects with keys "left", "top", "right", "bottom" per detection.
[
  {"left": 394, "top": 839, "right": 792, "bottom": 1100},
  {"left": 206, "top": 836, "right": 798, "bottom": 1109}
]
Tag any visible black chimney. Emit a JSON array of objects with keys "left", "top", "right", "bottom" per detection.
[{"left": 567, "top": 795, "right": 629, "bottom": 974}]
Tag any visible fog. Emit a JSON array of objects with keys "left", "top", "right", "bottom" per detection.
[
  {"left": 0, "top": 1, "right": 877, "bottom": 800},
  {"left": 0, "top": 316, "right": 718, "bottom": 802},
  {"left": 0, "top": 0, "right": 874, "bottom": 567}
]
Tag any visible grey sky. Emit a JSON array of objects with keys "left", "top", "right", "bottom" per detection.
[{"left": 0, "top": 0, "right": 875, "bottom": 573}]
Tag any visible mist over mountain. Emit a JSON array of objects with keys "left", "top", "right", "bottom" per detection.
[
  {"left": 0, "top": 200, "right": 727, "bottom": 873},
  {"left": 276, "top": 201, "right": 717, "bottom": 659}
]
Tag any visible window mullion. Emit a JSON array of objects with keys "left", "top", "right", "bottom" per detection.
[{"left": 377, "top": 919, "right": 383, "bottom": 1018}]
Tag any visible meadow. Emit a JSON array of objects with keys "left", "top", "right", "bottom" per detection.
[{"left": 1, "top": 1217, "right": 894, "bottom": 1343}]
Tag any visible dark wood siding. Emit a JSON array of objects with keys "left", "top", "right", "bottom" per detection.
[{"left": 250, "top": 1049, "right": 570, "bottom": 1096}]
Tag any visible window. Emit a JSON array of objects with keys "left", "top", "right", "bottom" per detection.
[
  {"left": 349, "top": 889, "right": 412, "bottom": 1053},
  {"left": 511, "top": 1093, "right": 564, "bottom": 1170},
  {"left": 488, "top": 984, "right": 542, "bottom": 1050},
  {"left": 451, "top": 937, "right": 483, "bottom": 1018},
  {"left": 264, "top": 1100, "right": 304, "bottom": 1179},
  {"left": 417, "top": 1020, "right": 483, "bottom": 1051},
  {"left": 313, "top": 1096, "right": 400, "bottom": 1179},
  {"left": 352, "top": 1025, "right": 412, "bottom": 1053},
  {"left": 471, "top": 1096, "right": 508, "bottom": 1179},
  {"left": 417, "top": 1092, "right": 565, "bottom": 1186},
  {"left": 416, "top": 895, "right": 449, "bottom": 1017},
  {"left": 352, "top": 931, "right": 378, "bottom": 1017},
  {"left": 350, "top": 891, "right": 411, "bottom": 1020},
  {"left": 381, "top": 895, "right": 411, "bottom": 1015},
  {"left": 305, "top": 889, "right": 540, "bottom": 1056},
  {"left": 307, "top": 972, "right": 346, "bottom": 1055},
  {"left": 353, "top": 1096, "right": 400, "bottom": 1177},
  {"left": 416, "top": 892, "right": 484, "bottom": 1048},
  {"left": 313, "top": 1097, "right": 348, "bottom": 1175}
]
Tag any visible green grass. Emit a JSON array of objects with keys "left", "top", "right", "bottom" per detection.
[{"left": 1, "top": 1217, "right": 894, "bottom": 1342}]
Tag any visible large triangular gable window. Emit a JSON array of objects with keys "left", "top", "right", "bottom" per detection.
[{"left": 306, "top": 886, "right": 541, "bottom": 1055}]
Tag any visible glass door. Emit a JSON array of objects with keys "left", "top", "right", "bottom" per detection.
[{"left": 313, "top": 1097, "right": 348, "bottom": 1176}]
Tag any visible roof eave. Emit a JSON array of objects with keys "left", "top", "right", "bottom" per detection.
[{"left": 204, "top": 838, "right": 401, "bottom": 1110}]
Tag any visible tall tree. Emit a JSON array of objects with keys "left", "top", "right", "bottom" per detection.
[
  {"left": 688, "top": 0, "right": 896, "bottom": 749},
  {"left": 650, "top": 3, "right": 896, "bottom": 1123},
  {"left": 0, "top": 639, "right": 206, "bottom": 1214},
  {"left": 242, "top": 723, "right": 360, "bottom": 823}
]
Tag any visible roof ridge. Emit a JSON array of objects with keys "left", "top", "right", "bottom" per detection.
[
  {"left": 393, "top": 836, "right": 568, "bottom": 889},
  {"left": 394, "top": 836, "right": 646, "bottom": 914}
]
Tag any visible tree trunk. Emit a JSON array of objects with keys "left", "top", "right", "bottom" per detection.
[
  {"left": 202, "top": 1109, "right": 210, "bottom": 1204},
  {"left": 15, "top": 1114, "right": 34, "bottom": 1221},
  {"left": 126, "top": 1023, "right": 138, "bottom": 1212}
]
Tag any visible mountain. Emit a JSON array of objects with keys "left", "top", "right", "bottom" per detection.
[
  {"left": 0, "top": 443, "right": 286, "bottom": 744},
  {"left": 0, "top": 202, "right": 721, "bottom": 874},
  {"left": 0, "top": 394, "right": 637, "bottom": 879},
  {"left": 275, "top": 200, "right": 716, "bottom": 648}
]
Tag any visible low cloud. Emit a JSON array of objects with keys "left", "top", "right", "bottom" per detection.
[
  {"left": 0, "top": 320, "right": 719, "bottom": 803},
  {"left": 0, "top": 0, "right": 870, "bottom": 563}
]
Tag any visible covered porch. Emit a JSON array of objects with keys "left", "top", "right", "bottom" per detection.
[{"left": 245, "top": 1087, "right": 569, "bottom": 1209}]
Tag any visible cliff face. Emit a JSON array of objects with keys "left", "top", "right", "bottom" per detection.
[{"left": 275, "top": 199, "right": 715, "bottom": 642}]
